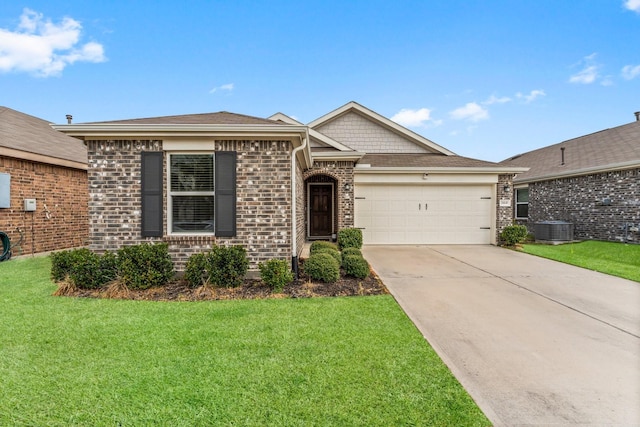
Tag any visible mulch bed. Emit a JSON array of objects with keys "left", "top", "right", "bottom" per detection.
[{"left": 54, "top": 270, "right": 388, "bottom": 301}]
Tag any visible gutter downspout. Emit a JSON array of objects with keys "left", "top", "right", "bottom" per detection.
[{"left": 291, "top": 134, "right": 308, "bottom": 279}]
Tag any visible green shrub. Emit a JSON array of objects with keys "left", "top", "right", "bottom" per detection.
[
  {"left": 50, "top": 249, "right": 117, "bottom": 289},
  {"left": 207, "top": 245, "right": 249, "bottom": 288},
  {"left": 117, "top": 243, "right": 174, "bottom": 290},
  {"left": 341, "top": 247, "right": 362, "bottom": 257},
  {"left": 310, "top": 240, "right": 338, "bottom": 254},
  {"left": 259, "top": 258, "right": 294, "bottom": 293},
  {"left": 314, "top": 247, "right": 342, "bottom": 265},
  {"left": 50, "top": 249, "right": 75, "bottom": 282},
  {"left": 184, "top": 253, "right": 209, "bottom": 288},
  {"left": 500, "top": 225, "right": 529, "bottom": 246},
  {"left": 342, "top": 255, "right": 370, "bottom": 279},
  {"left": 303, "top": 253, "right": 340, "bottom": 283},
  {"left": 337, "top": 228, "right": 363, "bottom": 250}
]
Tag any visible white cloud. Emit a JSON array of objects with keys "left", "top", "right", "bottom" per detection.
[
  {"left": 483, "top": 95, "right": 511, "bottom": 105},
  {"left": 622, "top": 64, "right": 640, "bottom": 80},
  {"left": 0, "top": 8, "right": 105, "bottom": 77},
  {"left": 569, "top": 53, "right": 602, "bottom": 84},
  {"left": 209, "top": 83, "right": 234, "bottom": 93},
  {"left": 624, "top": 0, "right": 640, "bottom": 12},
  {"left": 449, "top": 102, "right": 489, "bottom": 122},
  {"left": 391, "top": 107, "right": 438, "bottom": 127},
  {"left": 516, "top": 89, "right": 546, "bottom": 103}
]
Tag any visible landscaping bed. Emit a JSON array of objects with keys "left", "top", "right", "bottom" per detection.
[{"left": 55, "top": 267, "right": 388, "bottom": 301}]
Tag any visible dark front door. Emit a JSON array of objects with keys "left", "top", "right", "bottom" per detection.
[{"left": 309, "top": 184, "right": 333, "bottom": 237}]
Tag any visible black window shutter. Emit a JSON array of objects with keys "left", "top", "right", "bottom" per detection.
[
  {"left": 215, "top": 151, "right": 237, "bottom": 237},
  {"left": 141, "top": 151, "right": 163, "bottom": 237}
]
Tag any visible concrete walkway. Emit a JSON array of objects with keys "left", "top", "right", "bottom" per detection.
[{"left": 363, "top": 245, "right": 640, "bottom": 427}]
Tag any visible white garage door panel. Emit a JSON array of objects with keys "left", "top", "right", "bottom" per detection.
[{"left": 355, "top": 184, "right": 493, "bottom": 244}]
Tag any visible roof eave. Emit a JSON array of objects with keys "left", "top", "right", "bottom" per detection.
[
  {"left": 355, "top": 166, "right": 529, "bottom": 174},
  {"left": 514, "top": 161, "right": 640, "bottom": 184},
  {"left": 312, "top": 151, "right": 365, "bottom": 162}
]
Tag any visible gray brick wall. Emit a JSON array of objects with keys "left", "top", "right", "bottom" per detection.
[
  {"left": 86, "top": 139, "right": 295, "bottom": 271},
  {"left": 316, "top": 112, "right": 431, "bottom": 153},
  {"left": 496, "top": 174, "right": 516, "bottom": 243},
  {"left": 526, "top": 168, "right": 639, "bottom": 243}
]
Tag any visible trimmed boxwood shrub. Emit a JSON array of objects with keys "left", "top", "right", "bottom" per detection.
[
  {"left": 50, "top": 249, "right": 117, "bottom": 289},
  {"left": 303, "top": 253, "right": 340, "bottom": 283},
  {"left": 310, "top": 240, "right": 338, "bottom": 254},
  {"left": 342, "top": 255, "right": 370, "bottom": 279},
  {"left": 208, "top": 245, "right": 249, "bottom": 288},
  {"left": 500, "top": 224, "right": 529, "bottom": 246},
  {"left": 313, "top": 247, "right": 342, "bottom": 265},
  {"left": 184, "top": 252, "right": 209, "bottom": 288},
  {"left": 259, "top": 258, "right": 294, "bottom": 293},
  {"left": 341, "top": 247, "right": 362, "bottom": 258},
  {"left": 337, "top": 228, "right": 363, "bottom": 250},
  {"left": 117, "top": 243, "right": 174, "bottom": 290}
]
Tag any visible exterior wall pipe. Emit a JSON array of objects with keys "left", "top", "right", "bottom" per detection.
[{"left": 291, "top": 134, "right": 308, "bottom": 279}]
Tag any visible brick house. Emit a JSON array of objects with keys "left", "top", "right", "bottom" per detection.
[
  {"left": 0, "top": 107, "right": 88, "bottom": 256},
  {"left": 501, "top": 112, "right": 640, "bottom": 243},
  {"left": 54, "top": 101, "right": 526, "bottom": 272}
]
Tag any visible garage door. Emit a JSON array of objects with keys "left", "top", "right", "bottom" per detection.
[{"left": 354, "top": 184, "right": 493, "bottom": 244}]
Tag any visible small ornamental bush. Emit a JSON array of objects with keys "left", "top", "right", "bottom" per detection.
[
  {"left": 303, "top": 253, "right": 340, "bottom": 283},
  {"left": 184, "top": 253, "right": 209, "bottom": 288},
  {"left": 342, "top": 255, "right": 370, "bottom": 279},
  {"left": 117, "top": 243, "right": 174, "bottom": 290},
  {"left": 310, "top": 240, "right": 338, "bottom": 255},
  {"left": 208, "top": 245, "right": 249, "bottom": 287},
  {"left": 259, "top": 259, "right": 294, "bottom": 293},
  {"left": 337, "top": 228, "right": 363, "bottom": 250},
  {"left": 341, "top": 247, "right": 362, "bottom": 258},
  {"left": 314, "top": 247, "right": 342, "bottom": 265},
  {"left": 50, "top": 249, "right": 117, "bottom": 289},
  {"left": 500, "top": 224, "right": 529, "bottom": 246}
]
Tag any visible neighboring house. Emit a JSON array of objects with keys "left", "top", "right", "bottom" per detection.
[
  {"left": 501, "top": 112, "right": 640, "bottom": 243},
  {"left": 54, "top": 101, "right": 526, "bottom": 271},
  {"left": 0, "top": 107, "right": 88, "bottom": 256}
]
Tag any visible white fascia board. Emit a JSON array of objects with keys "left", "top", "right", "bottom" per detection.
[
  {"left": 308, "top": 101, "right": 457, "bottom": 156},
  {"left": 0, "top": 147, "right": 87, "bottom": 170},
  {"left": 312, "top": 151, "right": 365, "bottom": 162},
  {"left": 514, "top": 161, "right": 640, "bottom": 184},
  {"left": 354, "top": 166, "right": 529, "bottom": 174},
  {"left": 267, "top": 113, "right": 304, "bottom": 125},
  {"left": 309, "top": 129, "right": 353, "bottom": 151}
]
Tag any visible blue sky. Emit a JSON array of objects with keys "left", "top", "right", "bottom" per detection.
[{"left": 1, "top": 0, "right": 639, "bottom": 162}]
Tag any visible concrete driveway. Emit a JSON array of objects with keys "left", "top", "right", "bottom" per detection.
[{"left": 363, "top": 245, "right": 640, "bottom": 427}]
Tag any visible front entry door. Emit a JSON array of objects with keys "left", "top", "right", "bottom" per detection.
[{"left": 309, "top": 184, "right": 333, "bottom": 237}]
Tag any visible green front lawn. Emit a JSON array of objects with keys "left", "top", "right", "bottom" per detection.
[
  {"left": 0, "top": 256, "right": 489, "bottom": 426},
  {"left": 522, "top": 240, "right": 640, "bottom": 282}
]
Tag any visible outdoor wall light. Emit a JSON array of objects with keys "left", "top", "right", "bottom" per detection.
[
  {"left": 503, "top": 184, "right": 510, "bottom": 192},
  {"left": 344, "top": 183, "right": 351, "bottom": 191}
]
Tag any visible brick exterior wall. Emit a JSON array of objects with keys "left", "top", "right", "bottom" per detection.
[
  {"left": 86, "top": 139, "right": 295, "bottom": 271},
  {"left": 496, "top": 174, "right": 516, "bottom": 244},
  {"left": 0, "top": 156, "right": 88, "bottom": 255},
  {"left": 303, "top": 161, "right": 355, "bottom": 236},
  {"left": 525, "top": 168, "right": 640, "bottom": 243},
  {"left": 315, "top": 112, "right": 432, "bottom": 154}
]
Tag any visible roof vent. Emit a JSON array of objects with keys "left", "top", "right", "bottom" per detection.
[
  {"left": 66, "top": 114, "right": 72, "bottom": 124},
  {"left": 635, "top": 111, "right": 639, "bottom": 122},
  {"left": 560, "top": 146, "right": 565, "bottom": 165}
]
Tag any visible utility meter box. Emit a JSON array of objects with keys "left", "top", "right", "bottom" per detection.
[
  {"left": 0, "top": 173, "right": 9, "bottom": 208},
  {"left": 24, "top": 198, "right": 36, "bottom": 212}
]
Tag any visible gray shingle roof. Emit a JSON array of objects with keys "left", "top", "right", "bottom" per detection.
[
  {"left": 88, "top": 111, "right": 282, "bottom": 125},
  {"left": 359, "top": 153, "right": 504, "bottom": 168},
  {"left": 500, "top": 120, "right": 640, "bottom": 183},
  {"left": 0, "top": 106, "right": 87, "bottom": 167}
]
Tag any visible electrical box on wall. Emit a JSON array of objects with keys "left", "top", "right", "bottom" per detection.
[
  {"left": 24, "top": 198, "right": 36, "bottom": 212},
  {"left": 0, "top": 173, "right": 9, "bottom": 208}
]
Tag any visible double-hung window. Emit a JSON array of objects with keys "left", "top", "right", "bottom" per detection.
[
  {"left": 169, "top": 153, "right": 215, "bottom": 234},
  {"left": 515, "top": 187, "right": 529, "bottom": 219}
]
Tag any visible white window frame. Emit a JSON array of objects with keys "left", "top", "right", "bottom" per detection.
[
  {"left": 515, "top": 186, "right": 529, "bottom": 220},
  {"left": 167, "top": 152, "right": 215, "bottom": 235}
]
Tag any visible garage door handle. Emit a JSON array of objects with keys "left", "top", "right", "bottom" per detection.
[{"left": 480, "top": 227, "right": 491, "bottom": 229}]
